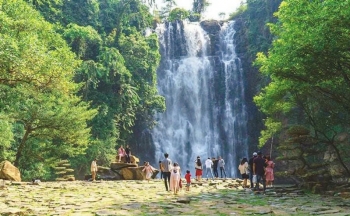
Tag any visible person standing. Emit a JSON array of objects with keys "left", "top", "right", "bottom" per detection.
[
  {"left": 125, "top": 145, "right": 131, "bottom": 163},
  {"left": 161, "top": 153, "right": 172, "bottom": 191},
  {"left": 142, "top": 162, "right": 154, "bottom": 182},
  {"left": 265, "top": 155, "right": 275, "bottom": 187},
  {"left": 170, "top": 162, "right": 181, "bottom": 195},
  {"left": 212, "top": 157, "right": 219, "bottom": 178},
  {"left": 238, "top": 157, "right": 249, "bottom": 188},
  {"left": 253, "top": 151, "right": 266, "bottom": 193},
  {"left": 185, "top": 170, "right": 191, "bottom": 191},
  {"left": 90, "top": 158, "right": 98, "bottom": 182},
  {"left": 218, "top": 156, "right": 227, "bottom": 179},
  {"left": 248, "top": 152, "right": 258, "bottom": 188},
  {"left": 158, "top": 160, "right": 164, "bottom": 179},
  {"left": 205, "top": 157, "right": 214, "bottom": 180},
  {"left": 195, "top": 156, "right": 203, "bottom": 182}
]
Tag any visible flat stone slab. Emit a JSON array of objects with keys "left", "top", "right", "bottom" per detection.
[{"left": 0, "top": 181, "right": 349, "bottom": 216}]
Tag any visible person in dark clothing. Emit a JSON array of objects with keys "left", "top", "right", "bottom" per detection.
[
  {"left": 248, "top": 152, "right": 257, "bottom": 188},
  {"left": 159, "top": 160, "right": 164, "bottom": 179},
  {"left": 125, "top": 145, "right": 131, "bottom": 163},
  {"left": 212, "top": 157, "right": 219, "bottom": 178},
  {"left": 253, "top": 151, "right": 266, "bottom": 193},
  {"left": 161, "top": 153, "right": 172, "bottom": 191}
]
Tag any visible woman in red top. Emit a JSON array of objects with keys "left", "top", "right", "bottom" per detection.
[
  {"left": 195, "top": 156, "right": 202, "bottom": 182},
  {"left": 185, "top": 170, "right": 191, "bottom": 191}
]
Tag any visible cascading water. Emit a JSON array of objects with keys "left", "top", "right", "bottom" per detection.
[{"left": 152, "top": 21, "right": 248, "bottom": 177}]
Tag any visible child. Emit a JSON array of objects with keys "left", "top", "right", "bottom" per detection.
[
  {"left": 185, "top": 170, "right": 191, "bottom": 191},
  {"left": 142, "top": 162, "right": 154, "bottom": 182}
]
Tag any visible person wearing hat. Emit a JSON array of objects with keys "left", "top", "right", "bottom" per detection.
[
  {"left": 253, "top": 151, "right": 267, "bottom": 193},
  {"left": 248, "top": 152, "right": 257, "bottom": 188}
]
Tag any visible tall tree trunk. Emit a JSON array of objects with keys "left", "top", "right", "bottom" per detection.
[
  {"left": 14, "top": 129, "right": 31, "bottom": 167},
  {"left": 329, "top": 141, "right": 350, "bottom": 176}
]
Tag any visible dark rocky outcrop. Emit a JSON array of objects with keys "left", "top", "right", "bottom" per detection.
[{"left": 200, "top": 20, "right": 224, "bottom": 56}]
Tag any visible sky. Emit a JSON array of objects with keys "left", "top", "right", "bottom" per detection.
[{"left": 154, "top": 0, "right": 244, "bottom": 20}]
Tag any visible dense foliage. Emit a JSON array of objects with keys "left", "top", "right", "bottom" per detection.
[
  {"left": 0, "top": 0, "right": 168, "bottom": 180},
  {"left": 254, "top": 0, "right": 350, "bottom": 180},
  {"left": 0, "top": 0, "right": 97, "bottom": 179},
  {"left": 0, "top": 0, "right": 221, "bottom": 181}
]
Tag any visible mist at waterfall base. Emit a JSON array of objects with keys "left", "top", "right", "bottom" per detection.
[{"left": 150, "top": 21, "right": 249, "bottom": 178}]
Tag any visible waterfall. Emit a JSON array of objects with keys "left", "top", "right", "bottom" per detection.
[{"left": 153, "top": 21, "right": 248, "bottom": 177}]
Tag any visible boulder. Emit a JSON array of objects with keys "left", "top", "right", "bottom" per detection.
[
  {"left": 97, "top": 166, "right": 122, "bottom": 180},
  {"left": 115, "top": 155, "right": 140, "bottom": 165},
  {"left": 119, "top": 167, "right": 144, "bottom": 180},
  {"left": 110, "top": 162, "right": 137, "bottom": 171},
  {"left": 0, "top": 161, "right": 21, "bottom": 182}
]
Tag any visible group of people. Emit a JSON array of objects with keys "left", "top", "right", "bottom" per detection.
[
  {"left": 159, "top": 153, "right": 191, "bottom": 194},
  {"left": 238, "top": 151, "right": 275, "bottom": 193},
  {"left": 117, "top": 145, "right": 132, "bottom": 163},
  {"left": 158, "top": 153, "right": 229, "bottom": 194},
  {"left": 91, "top": 148, "right": 275, "bottom": 195},
  {"left": 195, "top": 156, "right": 227, "bottom": 181}
]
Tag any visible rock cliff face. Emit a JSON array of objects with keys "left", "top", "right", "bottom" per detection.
[{"left": 199, "top": 20, "right": 224, "bottom": 56}]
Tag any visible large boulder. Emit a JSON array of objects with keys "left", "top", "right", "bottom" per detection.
[
  {"left": 96, "top": 166, "right": 122, "bottom": 180},
  {"left": 110, "top": 162, "right": 137, "bottom": 171},
  {"left": 0, "top": 161, "right": 21, "bottom": 182},
  {"left": 119, "top": 167, "right": 145, "bottom": 180},
  {"left": 116, "top": 155, "right": 140, "bottom": 165},
  {"left": 110, "top": 162, "right": 159, "bottom": 180}
]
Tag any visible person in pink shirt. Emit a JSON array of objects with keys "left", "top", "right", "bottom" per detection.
[
  {"left": 117, "top": 145, "right": 125, "bottom": 162},
  {"left": 265, "top": 155, "right": 275, "bottom": 187},
  {"left": 142, "top": 162, "right": 155, "bottom": 182}
]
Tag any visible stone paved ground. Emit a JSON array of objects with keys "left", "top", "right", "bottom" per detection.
[{"left": 0, "top": 179, "right": 350, "bottom": 215}]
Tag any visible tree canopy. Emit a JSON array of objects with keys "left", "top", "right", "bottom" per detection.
[
  {"left": 0, "top": 0, "right": 167, "bottom": 180},
  {"left": 254, "top": 0, "right": 350, "bottom": 177},
  {"left": 0, "top": 0, "right": 97, "bottom": 178}
]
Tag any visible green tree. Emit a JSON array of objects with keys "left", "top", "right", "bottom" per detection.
[
  {"left": 168, "top": 8, "right": 190, "bottom": 21},
  {"left": 118, "top": 28, "right": 165, "bottom": 141},
  {"left": 191, "top": 0, "right": 209, "bottom": 20},
  {"left": 63, "top": 24, "right": 102, "bottom": 61},
  {"left": 0, "top": 0, "right": 96, "bottom": 178},
  {"left": 255, "top": 0, "right": 350, "bottom": 176}
]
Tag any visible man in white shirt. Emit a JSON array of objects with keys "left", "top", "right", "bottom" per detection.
[
  {"left": 205, "top": 157, "right": 214, "bottom": 180},
  {"left": 91, "top": 158, "right": 98, "bottom": 181}
]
